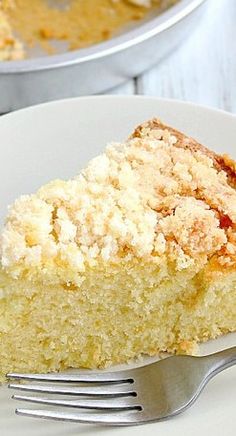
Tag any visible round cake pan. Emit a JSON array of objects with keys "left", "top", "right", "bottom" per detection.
[{"left": 0, "top": 0, "right": 206, "bottom": 112}]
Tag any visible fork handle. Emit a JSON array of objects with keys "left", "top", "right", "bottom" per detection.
[{"left": 202, "top": 346, "right": 236, "bottom": 379}]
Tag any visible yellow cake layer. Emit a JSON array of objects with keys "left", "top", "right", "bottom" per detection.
[{"left": 1, "top": 258, "right": 235, "bottom": 382}]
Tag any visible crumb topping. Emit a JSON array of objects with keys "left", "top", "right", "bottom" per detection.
[
  {"left": 0, "top": 10, "right": 24, "bottom": 60},
  {"left": 1, "top": 120, "right": 236, "bottom": 283}
]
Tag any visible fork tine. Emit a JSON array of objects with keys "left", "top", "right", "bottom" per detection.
[
  {"left": 15, "top": 408, "right": 143, "bottom": 425},
  {"left": 9, "top": 382, "right": 135, "bottom": 397},
  {"left": 12, "top": 394, "right": 139, "bottom": 410},
  {"left": 7, "top": 371, "right": 132, "bottom": 383}
]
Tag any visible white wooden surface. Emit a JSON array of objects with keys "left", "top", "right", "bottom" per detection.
[{"left": 108, "top": 0, "right": 236, "bottom": 114}]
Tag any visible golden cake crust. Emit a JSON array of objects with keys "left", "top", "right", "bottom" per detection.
[{"left": 133, "top": 118, "right": 236, "bottom": 189}]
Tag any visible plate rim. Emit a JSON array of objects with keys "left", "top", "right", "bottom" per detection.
[{"left": 0, "top": 95, "right": 236, "bottom": 124}]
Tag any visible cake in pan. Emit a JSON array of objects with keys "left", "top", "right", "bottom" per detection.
[{"left": 0, "top": 0, "right": 174, "bottom": 60}]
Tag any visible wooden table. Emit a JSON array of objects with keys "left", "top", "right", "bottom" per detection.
[{"left": 108, "top": 0, "right": 236, "bottom": 114}]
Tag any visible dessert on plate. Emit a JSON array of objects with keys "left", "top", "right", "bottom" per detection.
[{"left": 0, "top": 119, "right": 236, "bottom": 382}]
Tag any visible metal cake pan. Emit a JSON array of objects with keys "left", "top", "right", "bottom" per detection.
[{"left": 0, "top": 0, "right": 206, "bottom": 112}]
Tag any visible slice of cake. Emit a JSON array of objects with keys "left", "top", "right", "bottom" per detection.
[{"left": 0, "top": 119, "right": 236, "bottom": 382}]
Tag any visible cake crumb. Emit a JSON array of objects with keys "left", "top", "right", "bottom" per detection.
[{"left": 1, "top": 120, "right": 236, "bottom": 285}]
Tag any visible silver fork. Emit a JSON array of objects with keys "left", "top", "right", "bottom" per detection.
[{"left": 8, "top": 347, "right": 236, "bottom": 426}]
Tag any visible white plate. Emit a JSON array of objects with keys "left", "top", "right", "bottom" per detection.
[{"left": 0, "top": 96, "right": 235, "bottom": 436}]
